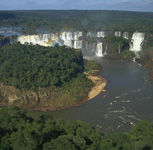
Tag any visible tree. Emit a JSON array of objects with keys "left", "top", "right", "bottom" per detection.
[{"left": 43, "top": 135, "right": 87, "bottom": 150}]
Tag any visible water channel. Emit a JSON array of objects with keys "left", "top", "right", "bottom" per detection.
[{"left": 50, "top": 58, "right": 153, "bottom": 133}]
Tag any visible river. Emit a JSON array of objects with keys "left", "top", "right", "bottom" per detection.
[
  {"left": 1, "top": 28, "right": 153, "bottom": 133},
  {"left": 49, "top": 58, "right": 153, "bottom": 133}
]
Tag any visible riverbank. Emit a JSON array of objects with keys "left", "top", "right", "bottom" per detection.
[
  {"left": 86, "top": 75, "right": 107, "bottom": 100},
  {"left": 28, "top": 61, "right": 107, "bottom": 112},
  {"left": 28, "top": 73, "right": 107, "bottom": 112},
  {"left": 0, "top": 57, "right": 107, "bottom": 112}
]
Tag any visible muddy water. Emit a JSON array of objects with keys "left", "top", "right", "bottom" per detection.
[{"left": 50, "top": 58, "right": 153, "bottom": 133}]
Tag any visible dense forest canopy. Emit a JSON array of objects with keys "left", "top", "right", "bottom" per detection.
[
  {"left": 0, "top": 107, "right": 153, "bottom": 150},
  {"left": 0, "top": 43, "right": 84, "bottom": 90},
  {"left": 0, "top": 10, "right": 153, "bottom": 33}
]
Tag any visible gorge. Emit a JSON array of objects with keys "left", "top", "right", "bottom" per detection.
[{"left": 0, "top": 27, "right": 151, "bottom": 133}]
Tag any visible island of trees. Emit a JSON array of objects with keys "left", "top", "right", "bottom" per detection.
[{"left": 0, "top": 43, "right": 101, "bottom": 110}]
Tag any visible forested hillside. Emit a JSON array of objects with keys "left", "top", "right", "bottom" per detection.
[
  {"left": 0, "top": 43, "right": 94, "bottom": 110},
  {"left": 0, "top": 107, "right": 153, "bottom": 150},
  {"left": 0, "top": 10, "right": 153, "bottom": 33},
  {"left": 139, "top": 36, "right": 153, "bottom": 80},
  {"left": 0, "top": 43, "right": 83, "bottom": 90}
]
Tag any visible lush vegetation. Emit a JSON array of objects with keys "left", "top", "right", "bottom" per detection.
[
  {"left": 0, "top": 34, "right": 4, "bottom": 38},
  {"left": 137, "top": 35, "right": 153, "bottom": 80},
  {"left": 105, "top": 36, "right": 129, "bottom": 51},
  {"left": 0, "top": 107, "right": 153, "bottom": 150},
  {"left": 103, "top": 36, "right": 135, "bottom": 60},
  {"left": 120, "top": 50, "right": 136, "bottom": 60},
  {"left": 143, "top": 35, "right": 153, "bottom": 50},
  {"left": 0, "top": 43, "right": 94, "bottom": 109},
  {"left": 0, "top": 10, "right": 153, "bottom": 33},
  {"left": 0, "top": 43, "right": 84, "bottom": 90},
  {"left": 106, "top": 49, "right": 136, "bottom": 60},
  {"left": 84, "top": 59, "right": 102, "bottom": 75},
  {"left": 139, "top": 47, "right": 153, "bottom": 81}
]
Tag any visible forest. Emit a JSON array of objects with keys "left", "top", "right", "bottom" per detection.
[
  {"left": 0, "top": 106, "right": 153, "bottom": 150},
  {"left": 0, "top": 43, "right": 95, "bottom": 109},
  {"left": 139, "top": 36, "right": 153, "bottom": 80},
  {"left": 0, "top": 43, "right": 84, "bottom": 90},
  {"left": 0, "top": 10, "right": 153, "bottom": 33}
]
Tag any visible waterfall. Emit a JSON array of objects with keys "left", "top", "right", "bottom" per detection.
[
  {"left": 64, "top": 40, "right": 74, "bottom": 48},
  {"left": 123, "top": 32, "right": 129, "bottom": 39},
  {"left": 92, "top": 43, "right": 96, "bottom": 53},
  {"left": 7, "top": 31, "right": 146, "bottom": 58},
  {"left": 130, "top": 32, "right": 145, "bottom": 52},
  {"left": 17, "top": 33, "right": 61, "bottom": 47},
  {"left": 74, "top": 31, "right": 82, "bottom": 40},
  {"left": 119, "top": 45, "right": 121, "bottom": 54},
  {"left": 86, "top": 41, "right": 88, "bottom": 50},
  {"left": 97, "top": 31, "right": 105, "bottom": 38},
  {"left": 10, "top": 36, "right": 18, "bottom": 44},
  {"left": 115, "top": 31, "right": 121, "bottom": 37},
  {"left": 104, "top": 43, "right": 108, "bottom": 55},
  {"left": 17, "top": 33, "right": 55, "bottom": 46},
  {"left": 66, "top": 32, "right": 73, "bottom": 40},
  {"left": 95, "top": 42, "right": 104, "bottom": 57},
  {"left": 87, "top": 32, "right": 96, "bottom": 37},
  {"left": 17, "top": 32, "right": 83, "bottom": 49},
  {"left": 74, "top": 40, "right": 82, "bottom": 49},
  {"left": 60, "top": 32, "right": 67, "bottom": 40}
]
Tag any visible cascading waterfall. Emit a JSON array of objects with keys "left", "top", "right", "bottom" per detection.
[
  {"left": 64, "top": 40, "right": 74, "bottom": 48},
  {"left": 115, "top": 31, "right": 121, "bottom": 37},
  {"left": 60, "top": 32, "right": 67, "bottom": 40},
  {"left": 86, "top": 41, "right": 88, "bottom": 50},
  {"left": 66, "top": 32, "right": 73, "bottom": 40},
  {"left": 130, "top": 32, "right": 145, "bottom": 52},
  {"left": 10, "top": 36, "right": 18, "bottom": 44},
  {"left": 123, "top": 32, "right": 129, "bottom": 39},
  {"left": 92, "top": 43, "right": 96, "bottom": 53},
  {"left": 17, "top": 33, "right": 58, "bottom": 47},
  {"left": 3, "top": 30, "right": 146, "bottom": 58},
  {"left": 95, "top": 42, "right": 104, "bottom": 57},
  {"left": 74, "top": 40, "right": 82, "bottom": 49},
  {"left": 97, "top": 31, "right": 105, "bottom": 38},
  {"left": 74, "top": 32, "right": 82, "bottom": 40},
  {"left": 104, "top": 43, "right": 108, "bottom": 55},
  {"left": 87, "top": 32, "right": 96, "bottom": 37},
  {"left": 119, "top": 45, "right": 121, "bottom": 54},
  {"left": 130, "top": 32, "right": 145, "bottom": 62}
]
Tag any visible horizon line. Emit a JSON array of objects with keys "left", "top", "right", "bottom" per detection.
[{"left": 0, "top": 9, "right": 153, "bottom": 13}]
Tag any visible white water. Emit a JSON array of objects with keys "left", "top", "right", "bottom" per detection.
[
  {"left": 123, "top": 32, "right": 129, "bottom": 39},
  {"left": 17, "top": 33, "right": 58, "bottom": 46},
  {"left": 74, "top": 40, "right": 82, "bottom": 49},
  {"left": 104, "top": 43, "right": 108, "bottom": 55},
  {"left": 97, "top": 31, "right": 105, "bottom": 38},
  {"left": 17, "top": 32, "right": 83, "bottom": 49},
  {"left": 63, "top": 40, "right": 73, "bottom": 48},
  {"left": 115, "top": 31, "right": 121, "bottom": 37},
  {"left": 87, "top": 32, "right": 96, "bottom": 37},
  {"left": 95, "top": 42, "right": 104, "bottom": 57},
  {"left": 130, "top": 32, "right": 145, "bottom": 52},
  {"left": 15, "top": 31, "right": 145, "bottom": 57}
]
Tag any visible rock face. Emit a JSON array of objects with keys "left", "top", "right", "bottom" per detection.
[
  {"left": 0, "top": 82, "right": 68, "bottom": 110},
  {"left": 0, "top": 83, "right": 40, "bottom": 108},
  {"left": 0, "top": 81, "right": 91, "bottom": 111}
]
